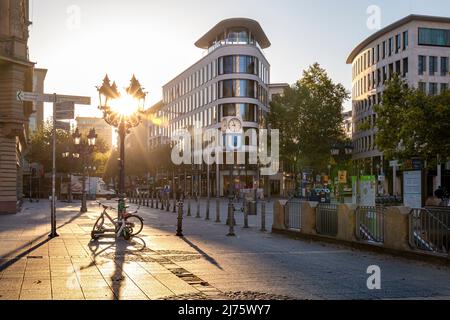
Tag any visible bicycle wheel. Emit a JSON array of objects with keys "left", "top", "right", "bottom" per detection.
[
  {"left": 125, "top": 215, "right": 144, "bottom": 236},
  {"left": 91, "top": 215, "right": 105, "bottom": 239}
]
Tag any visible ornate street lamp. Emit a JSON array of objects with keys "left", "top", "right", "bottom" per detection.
[
  {"left": 73, "top": 127, "right": 97, "bottom": 213},
  {"left": 97, "top": 75, "right": 147, "bottom": 218}
]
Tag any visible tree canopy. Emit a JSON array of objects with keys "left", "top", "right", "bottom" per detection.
[
  {"left": 374, "top": 75, "right": 450, "bottom": 167},
  {"left": 268, "top": 63, "right": 349, "bottom": 173}
]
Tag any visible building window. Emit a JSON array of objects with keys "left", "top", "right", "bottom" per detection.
[
  {"left": 395, "top": 34, "right": 401, "bottom": 53},
  {"left": 218, "top": 79, "right": 258, "bottom": 99},
  {"left": 441, "top": 83, "right": 448, "bottom": 93},
  {"left": 218, "top": 55, "right": 258, "bottom": 75},
  {"left": 429, "top": 56, "right": 438, "bottom": 76},
  {"left": 429, "top": 82, "right": 438, "bottom": 96},
  {"left": 418, "top": 55, "right": 427, "bottom": 75},
  {"left": 418, "top": 82, "right": 427, "bottom": 94},
  {"left": 377, "top": 44, "right": 380, "bottom": 62},
  {"left": 382, "top": 41, "right": 386, "bottom": 59},
  {"left": 395, "top": 60, "right": 401, "bottom": 75},
  {"left": 388, "top": 37, "right": 393, "bottom": 56},
  {"left": 418, "top": 27, "right": 450, "bottom": 47},
  {"left": 402, "top": 58, "right": 409, "bottom": 76},
  {"left": 441, "top": 57, "right": 449, "bottom": 76},
  {"left": 403, "top": 31, "right": 408, "bottom": 50}
]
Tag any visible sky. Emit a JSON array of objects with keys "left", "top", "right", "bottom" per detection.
[{"left": 28, "top": 0, "right": 450, "bottom": 120}]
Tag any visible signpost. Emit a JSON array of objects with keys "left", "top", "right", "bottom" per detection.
[
  {"left": 390, "top": 160, "right": 400, "bottom": 196},
  {"left": 17, "top": 91, "right": 91, "bottom": 238}
]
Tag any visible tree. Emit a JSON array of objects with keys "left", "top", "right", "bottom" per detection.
[
  {"left": 268, "top": 63, "right": 349, "bottom": 173},
  {"left": 374, "top": 75, "right": 450, "bottom": 168},
  {"left": 26, "top": 121, "right": 111, "bottom": 176}
]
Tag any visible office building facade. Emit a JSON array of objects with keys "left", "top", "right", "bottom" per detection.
[
  {"left": 347, "top": 15, "right": 450, "bottom": 193},
  {"left": 153, "top": 18, "right": 271, "bottom": 195}
]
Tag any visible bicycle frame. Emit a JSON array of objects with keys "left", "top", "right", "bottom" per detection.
[{"left": 93, "top": 206, "right": 128, "bottom": 238}]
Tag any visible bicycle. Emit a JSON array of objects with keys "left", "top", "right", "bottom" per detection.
[{"left": 91, "top": 202, "right": 144, "bottom": 240}]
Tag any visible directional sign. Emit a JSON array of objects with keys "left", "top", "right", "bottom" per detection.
[
  {"left": 17, "top": 91, "right": 91, "bottom": 105},
  {"left": 55, "top": 120, "right": 71, "bottom": 131},
  {"left": 55, "top": 102, "right": 75, "bottom": 120},
  {"left": 389, "top": 160, "right": 399, "bottom": 167}
]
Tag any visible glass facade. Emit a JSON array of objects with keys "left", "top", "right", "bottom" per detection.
[
  {"left": 218, "top": 79, "right": 258, "bottom": 99},
  {"left": 218, "top": 55, "right": 258, "bottom": 75},
  {"left": 419, "top": 28, "right": 450, "bottom": 47},
  {"left": 219, "top": 103, "right": 257, "bottom": 122}
]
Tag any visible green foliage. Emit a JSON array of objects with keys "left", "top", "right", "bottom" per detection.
[
  {"left": 374, "top": 75, "right": 450, "bottom": 167},
  {"left": 26, "top": 120, "right": 111, "bottom": 175},
  {"left": 268, "top": 63, "right": 349, "bottom": 173}
]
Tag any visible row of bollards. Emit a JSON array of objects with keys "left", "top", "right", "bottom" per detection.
[{"left": 127, "top": 190, "right": 268, "bottom": 237}]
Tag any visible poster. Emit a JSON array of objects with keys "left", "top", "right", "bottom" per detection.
[
  {"left": 403, "top": 171, "right": 422, "bottom": 209},
  {"left": 338, "top": 171, "right": 347, "bottom": 184}
]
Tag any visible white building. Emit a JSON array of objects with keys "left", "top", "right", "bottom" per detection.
[
  {"left": 150, "top": 18, "right": 272, "bottom": 196},
  {"left": 347, "top": 15, "right": 450, "bottom": 193}
]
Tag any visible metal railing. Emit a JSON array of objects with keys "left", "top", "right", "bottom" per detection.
[
  {"left": 316, "top": 204, "right": 338, "bottom": 237},
  {"left": 284, "top": 198, "right": 302, "bottom": 230},
  {"left": 409, "top": 207, "right": 450, "bottom": 255},
  {"left": 356, "top": 206, "right": 385, "bottom": 244}
]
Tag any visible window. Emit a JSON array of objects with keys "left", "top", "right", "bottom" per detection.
[
  {"left": 441, "top": 57, "right": 449, "bottom": 76},
  {"left": 388, "top": 37, "right": 393, "bottom": 56},
  {"left": 395, "top": 60, "right": 401, "bottom": 75},
  {"left": 419, "top": 55, "right": 427, "bottom": 75},
  {"left": 382, "top": 66, "right": 387, "bottom": 83},
  {"left": 429, "top": 82, "right": 438, "bottom": 96},
  {"left": 218, "top": 80, "right": 257, "bottom": 99},
  {"left": 418, "top": 28, "right": 450, "bottom": 47},
  {"left": 402, "top": 58, "right": 409, "bottom": 76},
  {"left": 396, "top": 34, "right": 401, "bottom": 53},
  {"left": 441, "top": 83, "right": 448, "bottom": 92},
  {"left": 377, "top": 44, "right": 380, "bottom": 62},
  {"left": 429, "top": 56, "right": 438, "bottom": 76},
  {"left": 418, "top": 82, "right": 427, "bottom": 93},
  {"left": 382, "top": 41, "right": 386, "bottom": 59},
  {"left": 218, "top": 55, "right": 258, "bottom": 75},
  {"left": 403, "top": 31, "right": 409, "bottom": 50}
]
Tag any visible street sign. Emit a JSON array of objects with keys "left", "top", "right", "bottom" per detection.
[
  {"left": 389, "top": 160, "right": 399, "bottom": 167},
  {"left": 55, "top": 121, "right": 71, "bottom": 131},
  {"left": 17, "top": 91, "right": 91, "bottom": 105},
  {"left": 55, "top": 102, "right": 75, "bottom": 120}
]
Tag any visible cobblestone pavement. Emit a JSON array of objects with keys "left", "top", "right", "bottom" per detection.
[{"left": 0, "top": 199, "right": 449, "bottom": 300}]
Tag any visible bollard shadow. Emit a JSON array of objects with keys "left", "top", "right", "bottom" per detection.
[{"left": 180, "top": 236, "right": 223, "bottom": 271}]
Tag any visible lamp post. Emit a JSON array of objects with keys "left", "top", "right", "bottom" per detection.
[
  {"left": 62, "top": 147, "right": 80, "bottom": 203},
  {"left": 73, "top": 127, "right": 97, "bottom": 213},
  {"left": 330, "top": 142, "right": 354, "bottom": 204},
  {"left": 97, "top": 75, "right": 147, "bottom": 220}
]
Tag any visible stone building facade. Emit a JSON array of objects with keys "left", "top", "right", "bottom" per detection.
[{"left": 0, "top": 0, "right": 34, "bottom": 214}]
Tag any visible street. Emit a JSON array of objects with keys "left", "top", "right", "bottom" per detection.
[{"left": 0, "top": 199, "right": 449, "bottom": 300}]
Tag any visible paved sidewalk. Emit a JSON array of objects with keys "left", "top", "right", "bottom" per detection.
[{"left": 0, "top": 199, "right": 449, "bottom": 300}]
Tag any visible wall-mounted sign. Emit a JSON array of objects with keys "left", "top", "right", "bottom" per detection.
[{"left": 403, "top": 170, "right": 422, "bottom": 209}]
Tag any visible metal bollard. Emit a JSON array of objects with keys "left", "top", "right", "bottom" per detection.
[
  {"left": 227, "top": 201, "right": 235, "bottom": 237},
  {"left": 243, "top": 201, "right": 249, "bottom": 229},
  {"left": 195, "top": 195, "right": 201, "bottom": 218},
  {"left": 151, "top": 192, "right": 154, "bottom": 208},
  {"left": 187, "top": 194, "right": 192, "bottom": 216},
  {"left": 260, "top": 201, "right": 267, "bottom": 232},
  {"left": 176, "top": 201, "right": 184, "bottom": 237},
  {"left": 205, "top": 197, "right": 210, "bottom": 221},
  {"left": 215, "top": 198, "right": 221, "bottom": 223},
  {"left": 166, "top": 195, "right": 170, "bottom": 212},
  {"left": 173, "top": 195, "right": 176, "bottom": 213}
]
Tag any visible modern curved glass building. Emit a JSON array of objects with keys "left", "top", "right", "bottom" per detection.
[{"left": 151, "top": 18, "right": 272, "bottom": 196}]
